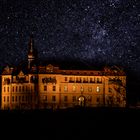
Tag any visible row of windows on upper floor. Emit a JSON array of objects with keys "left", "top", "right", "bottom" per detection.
[
  {"left": 3, "top": 76, "right": 103, "bottom": 85},
  {"left": 43, "top": 85, "right": 100, "bottom": 93},
  {"left": 3, "top": 86, "right": 34, "bottom": 93},
  {"left": 41, "top": 77, "right": 102, "bottom": 83},
  {"left": 3, "top": 76, "right": 38, "bottom": 85},
  {"left": 64, "top": 77, "right": 102, "bottom": 83}
]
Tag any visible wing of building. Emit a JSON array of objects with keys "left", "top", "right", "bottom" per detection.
[{"left": 1, "top": 37, "right": 126, "bottom": 110}]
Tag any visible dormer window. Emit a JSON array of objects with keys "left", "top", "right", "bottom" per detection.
[{"left": 46, "top": 64, "right": 54, "bottom": 72}]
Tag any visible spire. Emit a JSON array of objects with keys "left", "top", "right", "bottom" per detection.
[
  {"left": 28, "top": 35, "right": 37, "bottom": 69},
  {"left": 28, "top": 35, "right": 34, "bottom": 54}
]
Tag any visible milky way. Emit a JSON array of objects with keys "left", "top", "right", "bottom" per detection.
[{"left": 0, "top": 0, "right": 139, "bottom": 77}]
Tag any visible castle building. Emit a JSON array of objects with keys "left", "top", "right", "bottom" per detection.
[{"left": 1, "top": 37, "right": 126, "bottom": 110}]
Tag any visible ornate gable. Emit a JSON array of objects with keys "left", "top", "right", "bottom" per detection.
[
  {"left": 18, "top": 70, "right": 25, "bottom": 77},
  {"left": 46, "top": 64, "right": 54, "bottom": 72}
]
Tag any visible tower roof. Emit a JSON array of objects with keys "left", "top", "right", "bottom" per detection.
[{"left": 28, "top": 36, "right": 34, "bottom": 55}]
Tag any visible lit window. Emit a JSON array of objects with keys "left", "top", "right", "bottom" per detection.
[
  {"left": 88, "top": 87, "right": 92, "bottom": 92},
  {"left": 64, "top": 86, "right": 68, "bottom": 92},
  {"left": 97, "top": 86, "right": 100, "bottom": 92},
  {"left": 72, "top": 85, "right": 76, "bottom": 91},
  {"left": 44, "top": 85, "right": 47, "bottom": 91},
  {"left": 80, "top": 87, "right": 84, "bottom": 92},
  {"left": 43, "top": 96, "right": 47, "bottom": 101},
  {"left": 53, "top": 86, "right": 56, "bottom": 91},
  {"left": 64, "top": 96, "right": 68, "bottom": 102}
]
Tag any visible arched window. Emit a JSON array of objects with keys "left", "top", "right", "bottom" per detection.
[
  {"left": 72, "top": 85, "right": 76, "bottom": 92},
  {"left": 97, "top": 86, "right": 100, "bottom": 92}
]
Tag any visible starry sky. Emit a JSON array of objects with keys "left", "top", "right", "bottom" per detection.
[{"left": 0, "top": 0, "right": 139, "bottom": 79}]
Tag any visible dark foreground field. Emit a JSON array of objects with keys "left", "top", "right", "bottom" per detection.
[{"left": 0, "top": 107, "right": 140, "bottom": 139}]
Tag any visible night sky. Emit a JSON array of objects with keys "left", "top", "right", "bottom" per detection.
[{"left": 0, "top": 0, "right": 139, "bottom": 79}]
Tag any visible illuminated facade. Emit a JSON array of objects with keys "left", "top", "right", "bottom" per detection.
[{"left": 1, "top": 37, "right": 126, "bottom": 110}]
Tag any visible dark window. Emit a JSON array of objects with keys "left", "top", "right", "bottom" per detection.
[
  {"left": 12, "top": 96, "right": 14, "bottom": 102},
  {"left": 7, "top": 87, "right": 9, "bottom": 92},
  {"left": 26, "top": 86, "right": 28, "bottom": 91},
  {"left": 22, "top": 96, "right": 24, "bottom": 101},
  {"left": 109, "top": 88, "right": 112, "bottom": 93},
  {"left": 52, "top": 96, "right": 56, "bottom": 101},
  {"left": 65, "top": 77, "right": 67, "bottom": 81},
  {"left": 4, "top": 87, "right": 6, "bottom": 92},
  {"left": 96, "top": 97, "right": 100, "bottom": 102},
  {"left": 59, "top": 87, "right": 61, "bottom": 92},
  {"left": 19, "top": 86, "right": 21, "bottom": 92},
  {"left": 15, "top": 96, "right": 17, "bottom": 102},
  {"left": 13, "top": 87, "right": 14, "bottom": 92},
  {"left": 30, "top": 96, "right": 32, "bottom": 101},
  {"left": 22, "top": 86, "right": 24, "bottom": 92},
  {"left": 26, "top": 96, "right": 28, "bottom": 101},
  {"left": 44, "top": 86, "right": 47, "bottom": 91},
  {"left": 19, "top": 96, "right": 21, "bottom": 102},
  {"left": 53, "top": 86, "right": 56, "bottom": 91},
  {"left": 4, "top": 96, "right": 5, "bottom": 102},
  {"left": 117, "top": 97, "right": 120, "bottom": 103},
  {"left": 72, "top": 96, "right": 76, "bottom": 102},
  {"left": 88, "top": 96, "right": 92, "bottom": 102},
  {"left": 64, "top": 96, "right": 68, "bottom": 102},
  {"left": 16, "top": 86, "right": 18, "bottom": 92},
  {"left": 7, "top": 96, "right": 9, "bottom": 102}
]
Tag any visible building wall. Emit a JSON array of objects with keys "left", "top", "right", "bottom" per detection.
[{"left": 1, "top": 73, "right": 126, "bottom": 110}]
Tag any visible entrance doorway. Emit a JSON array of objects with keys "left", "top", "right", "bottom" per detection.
[{"left": 78, "top": 96, "right": 85, "bottom": 107}]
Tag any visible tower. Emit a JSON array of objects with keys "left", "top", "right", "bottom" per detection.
[{"left": 28, "top": 36, "right": 37, "bottom": 69}]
